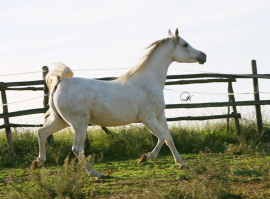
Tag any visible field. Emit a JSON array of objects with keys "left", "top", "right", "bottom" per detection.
[{"left": 0, "top": 120, "right": 270, "bottom": 198}]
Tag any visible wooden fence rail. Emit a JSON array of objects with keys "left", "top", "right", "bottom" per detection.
[{"left": 1, "top": 60, "right": 270, "bottom": 155}]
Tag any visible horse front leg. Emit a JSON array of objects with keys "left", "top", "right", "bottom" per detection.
[
  {"left": 157, "top": 113, "right": 188, "bottom": 169},
  {"left": 139, "top": 114, "right": 166, "bottom": 163}
]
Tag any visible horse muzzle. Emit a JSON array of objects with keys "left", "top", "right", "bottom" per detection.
[{"left": 197, "top": 52, "right": 207, "bottom": 64}]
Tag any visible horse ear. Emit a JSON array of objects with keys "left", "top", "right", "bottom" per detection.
[
  {"left": 168, "top": 29, "right": 173, "bottom": 37},
  {"left": 175, "top": 28, "right": 179, "bottom": 37}
]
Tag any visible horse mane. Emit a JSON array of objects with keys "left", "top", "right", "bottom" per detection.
[{"left": 116, "top": 37, "right": 171, "bottom": 83}]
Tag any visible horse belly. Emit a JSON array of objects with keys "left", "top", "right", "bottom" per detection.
[
  {"left": 89, "top": 101, "right": 139, "bottom": 127},
  {"left": 90, "top": 116, "right": 137, "bottom": 127}
]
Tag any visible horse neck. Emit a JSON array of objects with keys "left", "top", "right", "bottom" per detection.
[{"left": 138, "top": 41, "right": 174, "bottom": 89}]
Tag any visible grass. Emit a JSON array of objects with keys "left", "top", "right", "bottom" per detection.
[
  {"left": 0, "top": 120, "right": 270, "bottom": 198},
  {"left": 1, "top": 151, "right": 269, "bottom": 198}
]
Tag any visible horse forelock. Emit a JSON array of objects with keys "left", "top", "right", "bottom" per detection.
[{"left": 117, "top": 37, "right": 172, "bottom": 83}]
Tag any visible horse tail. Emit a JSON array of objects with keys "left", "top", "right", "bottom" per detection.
[
  {"left": 44, "top": 63, "right": 74, "bottom": 126},
  {"left": 45, "top": 63, "right": 74, "bottom": 91}
]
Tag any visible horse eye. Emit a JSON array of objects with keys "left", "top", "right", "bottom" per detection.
[{"left": 183, "top": 43, "right": 188, "bottom": 48}]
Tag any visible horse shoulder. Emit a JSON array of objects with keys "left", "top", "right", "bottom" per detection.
[{"left": 135, "top": 81, "right": 165, "bottom": 115}]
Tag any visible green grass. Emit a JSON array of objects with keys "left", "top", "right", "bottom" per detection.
[
  {"left": 1, "top": 151, "right": 269, "bottom": 198},
  {"left": 0, "top": 120, "right": 270, "bottom": 198}
]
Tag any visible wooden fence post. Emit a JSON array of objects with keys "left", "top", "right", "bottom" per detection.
[
  {"left": 42, "top": 66, "right": 53, "bottom": 145},
  {"left": 227, "top": 102, "right": 230, "bottom": 133},
  {"left": 228, "top": 82, "right": 241, "bottom": 136},
  {"left": 251, "top": 60, "right": 264, "bottom": 139},
  {"left": 0, "top": 86, "right": 14, "bottom": 156}
]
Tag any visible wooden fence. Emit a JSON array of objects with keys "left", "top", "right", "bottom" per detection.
[{"left": 1, "top": 60, "right": 270, "bottom": 155}]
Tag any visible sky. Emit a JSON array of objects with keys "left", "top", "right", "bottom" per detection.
[{"left": 1, "top": 0, "right": 270, "bottom": 126}]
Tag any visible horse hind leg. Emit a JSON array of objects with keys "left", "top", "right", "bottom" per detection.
[
  {"left": 32, "top": 117, "right": 68, "bottom": 169},
  {"left": 71, "top": 123, "right": 105, "bottom": 179}
]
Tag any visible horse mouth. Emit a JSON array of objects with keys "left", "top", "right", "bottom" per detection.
[
  {"left": 197, "top": 52, "right": 207, "bottom": 64},
  {"left": 198, "top": 59, "right": 206, "bottom": 65}
]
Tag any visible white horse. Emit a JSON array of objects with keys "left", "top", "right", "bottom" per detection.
[{"left": 32, "top": 29, "right": 206, "bottom": 178}]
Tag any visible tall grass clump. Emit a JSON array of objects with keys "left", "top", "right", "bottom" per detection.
[
  {"left": 91, "top": 126, "right": 155, "bottom": 160},
  {"left": 163, "top": 121, "right": 239, "bottom": 155},
  {"left": 7, "top": 155, "right": 96, "bottom": 199},
  {"left": 0, "top": 129, "right": 39, "bottom": 167}
]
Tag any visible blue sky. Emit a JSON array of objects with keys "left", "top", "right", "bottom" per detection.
[{"left": 1, "top": 0, "right": 270, "bottom": 125}]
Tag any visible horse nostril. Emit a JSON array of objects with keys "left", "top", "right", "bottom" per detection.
[
  {"left": 198, "top": 52, "right": 206, "bottom": 64},
  {"left": 202, "top": 52, "right": 207, "bottom": 60}
]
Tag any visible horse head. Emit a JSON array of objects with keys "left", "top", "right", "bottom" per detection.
[{"left": 169, "top": 28, "right": 206, "bottom": 64}]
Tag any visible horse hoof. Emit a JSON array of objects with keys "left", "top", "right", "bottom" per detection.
[
  {"left": 95, "top": 174, "right": 106, "bottom": 180},
  {"left": 31, "top": 160, "right": 39, "bottom": 170},
  {"left": 139, "top": 153, "right": 148, "bottom": 163},
  {"left": 179, "top": 163, "right": 189, "bottom": 170}
]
